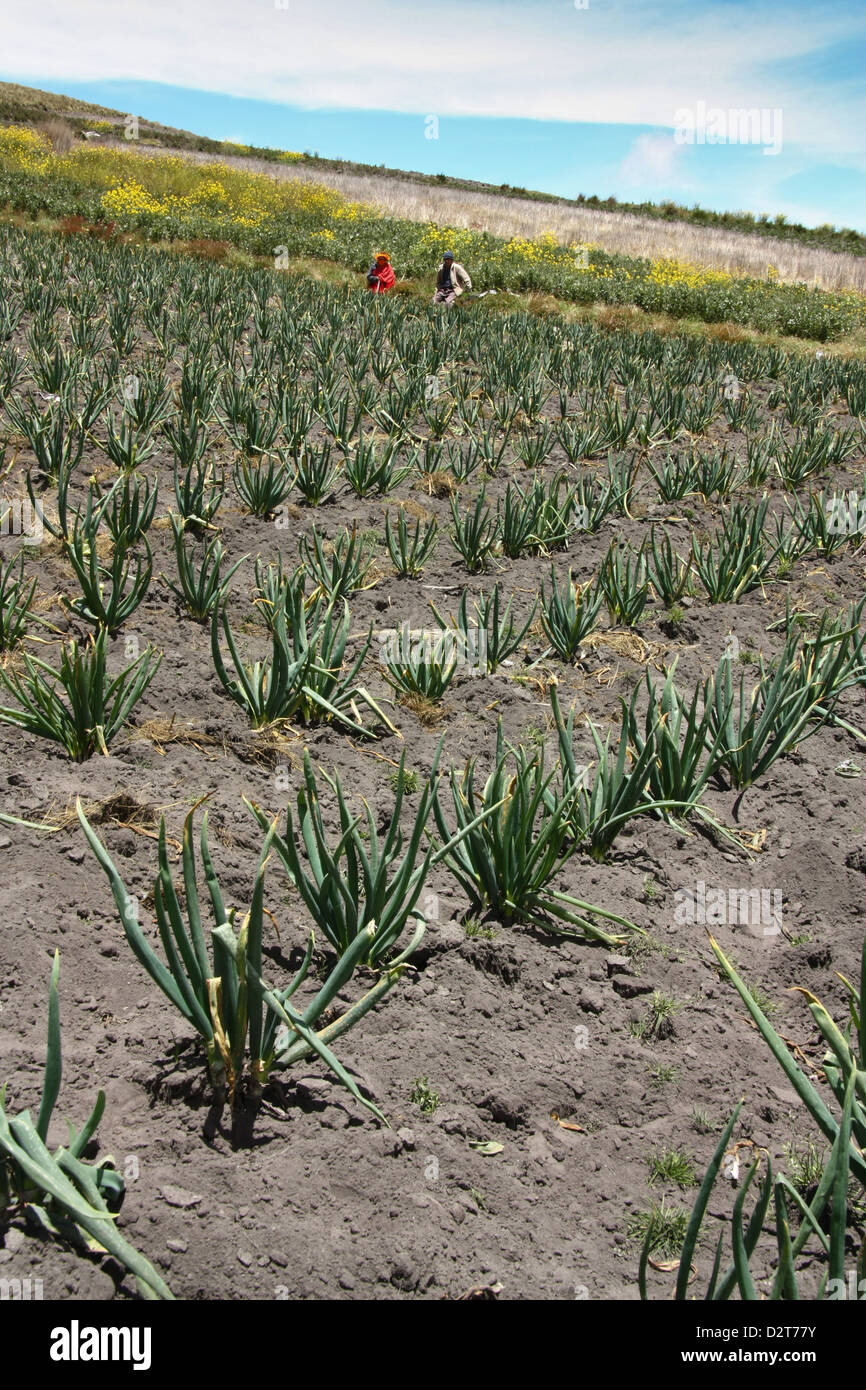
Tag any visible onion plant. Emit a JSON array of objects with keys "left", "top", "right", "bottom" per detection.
[
  {"left": 212, "top": 592, "right": 391, "bottom": 737},
  {"left": 232, "top": 452, "right": 295, "bottom": 518},
  {"left": 702, "top": 630, "right": 848, "bottom": 792},
  {"left": 539, "top": 566, "right": 602, "bottom": 662},
  {"left": 382, "top": 626, "right": 459, "bottom": 702},
  {"left": 345, "top": 435, "right": 413, "bottom": 497},
  {"left": 624, "top": 663, "right": 728, "bottom": 818},
  {"left": 247, "top": 747, "right": 466, "bottom": 965},
  {"left": 385, "top": 509, "right": 439, "bottom": 578},
  {"left": 690, "top": 499, "right": 775, "bottom": 603},
  {"left": 449, "top": 489, "right": 500, "bottom": 573},
  {"left": 642, "top": 526, "right": 692, "bottom": 604},
  {"left": 597, "top": 540, "right": 650, "bottom": 627},
  {"left": 642, "top": 933, "right": 866, "bottom": 1301},
  {"left": 79, "top": 803, "right": 399, "bottom": 1118},
  {"left": 163, "top": 516, "right": 247, "bottom": 620},
  {"left": 64, "top": 523, "right": 152, "bottom": 635},
  {"left": 0, "top": 953, "right": 173, "bottom": 1300},
  {"left": 5, "top": 399, "right": 84, "bottom": 480},
  {"left": 550, "top": 684, "right": 675, "bottom": 861},
  {"left": 0, "top": 630, "right": 161, "bottom": 760},
  {"left": 298, "top": 524, "right": 376, "bottom": 601},
  {"left": 0, "top": 550, "right": 36, "bottom": 652},
  {"left": 430, "top": 582, "right": 536, "bottom": 674},
  {"left": 172, "top": 454, "right": 224, "bottom": 531},
  {"left": 96, "top": 471, "right": 158, "bottom": 546},
  {"left": 252, "top": 555, "right": 307, "bottom": 632},
  {"left": 432, "top": 722, "right": 639, "bottom": 943},
  {"left": 100, "top": 411, "right": 159, "bottom": 473},
  {"left": 294, "top": 441, "right": 341, "bottom": 505}
]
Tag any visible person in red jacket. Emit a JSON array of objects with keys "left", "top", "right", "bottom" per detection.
[{"left": 367, "top": 252, "right": 396, "bottom": 293}]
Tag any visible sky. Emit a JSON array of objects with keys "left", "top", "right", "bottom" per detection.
[{"left": 2, "top": 0, "right": 864, "bottom": 230}]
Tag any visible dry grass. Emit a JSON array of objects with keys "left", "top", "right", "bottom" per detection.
[
  {"left": 114, "top": 141, "right": 866, "bottom": 293},
  {"left": 34, "top": 118, "right": 76, "bottom": 154}
]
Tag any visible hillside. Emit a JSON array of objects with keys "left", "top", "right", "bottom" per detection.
[{"left": 1, "top": 78, "right": 863, "bottom": 273}]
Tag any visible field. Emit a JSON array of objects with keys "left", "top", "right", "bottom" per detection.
[
  {"left": 1, "top": 223, "right": 865, "bottom": 1302},
  {"left": 2, "top": 124, "right": 866, "bottom": 345}
]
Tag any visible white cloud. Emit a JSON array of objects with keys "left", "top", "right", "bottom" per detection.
[
  {"left": 2, "top": 0, "right": 864, "bottom": 163},
  {"left": 619, "top": 134, "right": 684, "bottom": 187}
]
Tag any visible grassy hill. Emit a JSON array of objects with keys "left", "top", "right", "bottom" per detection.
[{"left": 1, "top": 79, "right": 863, "bottom": 261}]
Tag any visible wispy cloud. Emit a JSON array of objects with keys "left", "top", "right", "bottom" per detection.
[
  {"left": 619, "top": 134, "right": 686, "bottom": 189},
  {"left": 4, "top": 0, "right": 864, "bottom": 163}
]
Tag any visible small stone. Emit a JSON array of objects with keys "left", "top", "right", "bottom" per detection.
[
  {"left": 338, "top": 1273, "right": 356, "bottom": 1291},
  {"left": 67, "top": 848, "right": 85, "bottom": 864},
  {"left": 397, "top": 1127, "right": 416, "bottom": 1151},
  {"left": 238, "top": 1251, "right": 253, "bottom": 1267},
  {"left": 166, "top": 1238, "right": 188, "bottom": 1253},
  {"left": 161, "top": 1184, "right": 203, "bottom": 1209}
]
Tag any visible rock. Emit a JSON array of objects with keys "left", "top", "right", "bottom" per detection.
[
  {"left": 397, "top": 1127, "right": 416, "bottom": 1151},
  {"left": 160, "top": 1184, "right": 203, "bottom": 1209},
  {"left": 166, "top": 1238, "right": 188, "bottom": 1253}
]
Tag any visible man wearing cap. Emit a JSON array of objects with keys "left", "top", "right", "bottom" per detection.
[
  {"left": 433, "top": 252, "right": 472, "bottom": 305},
  {"left": 367, "top": 252, "right": 396, "bottom": 293}
]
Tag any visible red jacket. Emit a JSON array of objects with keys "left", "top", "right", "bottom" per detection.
[{"left": 368, "top": 263, "right": 396, "bottom": 293}]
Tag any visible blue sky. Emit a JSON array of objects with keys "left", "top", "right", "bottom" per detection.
[{"left": 3, "top": 0, "right": 864, "bottom": 230}]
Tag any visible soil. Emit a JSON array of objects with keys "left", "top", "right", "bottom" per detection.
[{"left": 1, "top": 240, "right": 865, "bottom": 1302}]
